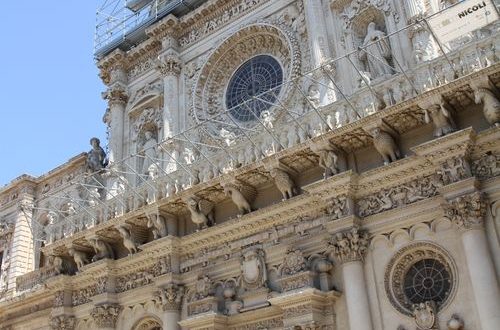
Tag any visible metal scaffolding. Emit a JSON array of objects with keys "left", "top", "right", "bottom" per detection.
[{"left": 38, "top": 2, "right": 500, "bottom": 246}]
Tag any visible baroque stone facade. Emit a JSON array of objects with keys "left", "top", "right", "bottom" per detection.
[{"left": 1, "top": 0, "right": 500, "bottom": 330}]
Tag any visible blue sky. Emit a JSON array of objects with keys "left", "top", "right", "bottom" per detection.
[{"left": 0, "top": 1, "right": 107, "bottom": 186}]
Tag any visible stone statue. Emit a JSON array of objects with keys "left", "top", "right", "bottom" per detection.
[
  {"left": 424, "top": 103, "right": 456, "bottom": 137},
  {"left": 359, "top": 22, "right": 393, "bottom": 79},
  {"left": 260, "top": 111, "right": 275, "bottom": 130},
  {"left": 223, "top": 182, "right": 256, "bottom": 216},
  {"left": 371, "top": 127, "right": 400, "bottom": 165},
  {"left": 317, "top": 149, "right": 339, "bottom": 179},
  {"left": 474, "top": 87, "right": 500, "bottom": 127},
  {"left": 115, "top": 224, "right": 139, "bottom": 255},
  {"left": 269, "top": 168, "right": 297, "bottom": 200},
  {"left": 141, "top": 131, "right": 158, "bottom": 175},
  {"left": 306, "top": 84, "right": 321, "bottom": 108},
  {"left": 146, "top": 213, "right": 168, "bottom": 239},
  {"left": 185, "top": 197, "right": 215, "bottom": 231},
  {"left": 87, "top": 137, "right": 107, "bottom": 172},
  {"left": 90, "top": 238, "right": 114, "bottom": 262},
  {"left": 68, "top": 248, "right": 89, "bottom": 271}
]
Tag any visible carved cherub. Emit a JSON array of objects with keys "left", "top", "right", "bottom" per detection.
[
  {"left": 68, "top": 248, "right": 89, "bottom": 271},
  {"left": 423, "top": 103, "right": 456, "bottom": 137},
  {"left": 269, "top": 168, "right": 297, "bottom": 200},
  {"left": 371, "top": 127, "right": 400, "bottom": 165}
]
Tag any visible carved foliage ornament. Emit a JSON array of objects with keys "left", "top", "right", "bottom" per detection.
[
  {"left": 384, "top": 242, "right": 457, "bottom": 316},
  {"left": 156, "top": 283, "right": 184, "bottom": 311},
  {"left": 90, "top": 304, "right": 122, "bottom": 328},
  {"left": 49, "top": 315, "right": 76, "bottom": 330},
  {"left": 443, "top": 192, "right": 486, "bottom": 230},
  {"left": 329, "top": 227, "right": 369, "bottom": 264},
  {"left": 279, "top": 248, "right": 307, "bottom": 276}
]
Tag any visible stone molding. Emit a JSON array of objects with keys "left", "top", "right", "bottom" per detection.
[
  {"left": 443, "top": 191, "right": 487, "bottom": 231},
  {"left": 90, "top": 303, "right": 122, "bottom": 328},
  {"left": 329, "top": 227, "right": 369, "bottom": 264}
]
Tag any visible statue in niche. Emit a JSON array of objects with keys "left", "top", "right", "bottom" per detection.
[
  {"left": 140, "top": 131, "right": 157, "bottom": 175},
  {"left": 306, "top": 84, "right": 321, "bottom": 109},
  {"left": 359, "top": 22, "right": 393, "bottom": 79},
  {"left": 86, "top": 137, "right": 107, "bottom": 173}
]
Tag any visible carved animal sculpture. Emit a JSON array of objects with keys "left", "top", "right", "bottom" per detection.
[
  {"left": 68, "top": 248, "right": 89, "bottom": 270},
  {"left": 147, "top": 214, "right": 168, "bottom": 239},
  {"left": 424, "top": 104, "right": 456, "bottom": 137},
  {"left": 371, "top": 127, "right": 400, "bottom": 165},
  {"left": 186, "top": 197, "right": 215, "bottom": 231},
  {"left": 269, "top": 168, "right": 296, "bottom": 200},
  {"left": 474, "top": 87, "right": 500, "bottom": 127},
  {"left": 116, "top": 224, "right": 139, "bottom": 255},
  {"left": 90, "top": 239, "right": 115, "bottom": 262},
  {"left": 317, "top": 149, "right": 339, "bottom": 179},
  {"left": 223, "top": 184, "right": 254, "bottom": 216}
]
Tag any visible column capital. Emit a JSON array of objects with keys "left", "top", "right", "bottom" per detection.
[
  {"left": 90, "top": 303, "right": 122, "bottom": 328},
  {"left": 102, "top": 85, "right": 128, "bottom": 106},
  {"left": 157, "top": 51, "right": 182, "bottom": 77},
  {"left": 49, "top": 315, "right": 76, "bottom": 330},
  {"left": 444, "top": 191, "right": 486, "bottom": 231},
  {"left": 329, "top": 227, "right": 369, "bottom": 264},
  {"left": 156, "top": 283, "right": 184, "bottom": 311}
]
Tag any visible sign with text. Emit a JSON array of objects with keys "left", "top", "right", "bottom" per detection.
[{"left": 428, "top": 0, "right": 499, "bottom": 44}]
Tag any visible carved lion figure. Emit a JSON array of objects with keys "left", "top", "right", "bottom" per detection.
[
  {"left": 116, "top": 224, "right": 139, "bottom": 255},
  {"left": 269, "top": 168, "right": 296, "bottom": 200},
  {"left": 68, "top": 248, "right": 89, "bottom": 271},
  {"left": 371, "top": 127, "right": 400, "bottom": 165}
]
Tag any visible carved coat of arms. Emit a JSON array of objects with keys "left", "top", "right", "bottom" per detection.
[{"left": 240, "top": 248, "right": 267, "bottom": 290}]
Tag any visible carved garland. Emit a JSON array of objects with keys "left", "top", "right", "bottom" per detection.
[{"left": 384, "top": 242, "right": 458, "bottom": 316}]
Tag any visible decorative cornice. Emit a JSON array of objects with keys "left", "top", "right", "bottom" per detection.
[
  {"left": 443, "top": 191, "right": 486, "bottom": 230},
  {"left": 329, "top": 227, "right": 369, "bottom": 264},
  {"left": 90, "top": 304, "right": 122, "bottom": 328}
]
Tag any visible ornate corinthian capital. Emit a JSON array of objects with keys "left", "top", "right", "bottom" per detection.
[
  {"left": 156, "top": 283, "right": 185, "bottom": 311},
  {"left": 90, "top": 304, "right": 122, "bottom": 328},
  {"left": 157, "top": 52, "right": 182, "bottom": 76},
  {"left": 102, "top": 86, "right": 128, "bottom": 106},
  {"left": 49, "top": 315, "right": 76, "bottom": 330},
  {"left": 444, "top": 192, "right": 486, "bottom": 230},
  {"left": 329, "top": 227, "right": 369, "bottom": 264}
]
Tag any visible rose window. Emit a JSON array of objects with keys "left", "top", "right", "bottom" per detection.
[
  {"left": 225, "top": 55, "right": 283, "bottom": 122},
  {"left": 403, "top": 258, "right": 452, "bottom": 305},
  {"left": 385, "top": 243, "right": 457, "bottom": 315}
]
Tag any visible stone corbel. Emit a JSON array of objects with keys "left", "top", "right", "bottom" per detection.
[
  {"left": 471, "top": 76, "right": 500, "bottom": 128},
  {"left": 309, "top": 139, "right": 346, "bottom": 179},
  {"left": 114, "top": 223, "right": 140, "bottom": 255},
  {"left": 220, "top": 177, "right": 257, "bottom": 216},
  {"left": 145, "top": 207, "right": 171, "bottom": 239},
  {"left": 184, "top": 196, "right": 215, "bottom": 231},
  {"left": 264, "top": 159, "right": 299, "bottom": 200},
  {"left": 66, "top": 243, "right": 92, "bottom": 271},
  {"left": 86, "top": 235, "right": 115, "bottom": 262}
]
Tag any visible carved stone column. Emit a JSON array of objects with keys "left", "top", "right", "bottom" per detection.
[
  {"left": 103, "top": 83, "right": 128, "bottom": 165},
  {"left": 444, "top": 192, "right": 500, "bottom": 330},
  {"left": 157, "top": 283, "right": 184, "bottom": 330},
  {"left": 329, "top": 227, "right": 373, "bottom": 330},
  {"left": 49, "top": 315, "right": 76, "bottom": 330},
  {"left": 90, "top": 303, "right": 122, "bottom": 330},
  {"left": 158, "top": 45, "right": 182, "bottom": 140}
]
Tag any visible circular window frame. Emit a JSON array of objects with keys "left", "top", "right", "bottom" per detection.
[
  {"left": 384, "top": 242, "right": 458, "bottom": 316},
  {"left": 223, "top": 54, "right": 285, "bottom": 123}
]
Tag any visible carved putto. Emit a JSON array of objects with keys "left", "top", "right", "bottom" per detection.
[
  {"left": 412, "top": 301, "right": 437, "bottom": 330},
  {"left": 329, "top": 227, "right": 369, "bottom": 264},
  {"left": 223, "top": 181, "right": 257, "bottom": 216},
  {"left": 437, "top": 157, "right": 470, "bottom": 185},
  {"left": 326, "top": 195, "right": 349, "bottom": 220},
  {"left": 240, "top": 248, "right": 268, "bottom": 290},
  {"left": 117, "top": 269, "right": 154, "bottom": 292},
  {"left": 192, "top": 275, "right": 213, "bottom": 301},
  {"left": 472, "top": 152, "right": 500, "bottom": 179},
  {"left": 185, "top": 197, "right": 215, "bottom": 231},
  {"left": 474, "top": 87, "right": 500, "bottom": 127},
  {"left": 423, "top": 103, "right": 456, "bottom": 137}
]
